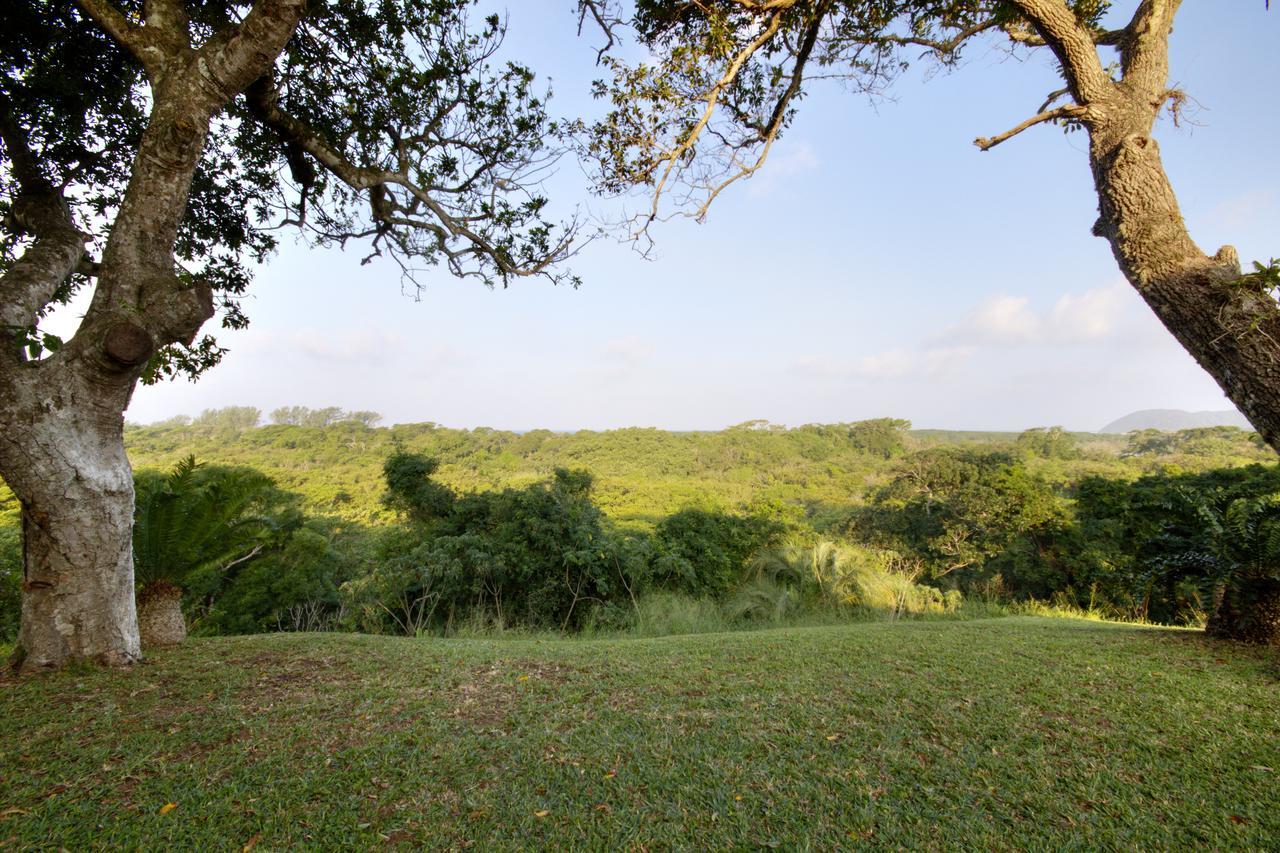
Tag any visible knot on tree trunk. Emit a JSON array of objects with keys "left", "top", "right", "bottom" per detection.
[
  {"left": 103, "top": 321, "right": 155, "bottom": 367},
  {"left": 143, "top": 279, "right": 215, "bottom": 347},
  {"left": 6, "top": 186, "right": 77, "bottom": 237},
  {"left": 1124, "top": 134, "right": 1153, "bottom": 152},
  {"left": 1213, "top": 245, "right": 1240, "bottom": 272}
]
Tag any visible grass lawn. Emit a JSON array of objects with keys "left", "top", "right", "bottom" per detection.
[{"left": 1, "top": 616, "right": 1277, "bottom": 849}]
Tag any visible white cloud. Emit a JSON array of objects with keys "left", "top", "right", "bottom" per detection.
[
  {"left": 933, "top": 282, "right": 1129, "bottom": 347},
  {"left": 1047, "top": 284, "right": 1127, "bottom": 341}
]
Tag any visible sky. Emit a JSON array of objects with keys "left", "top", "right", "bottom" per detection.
[{"left": 54, "top": 3, "right": 1280, "bottom": 432}]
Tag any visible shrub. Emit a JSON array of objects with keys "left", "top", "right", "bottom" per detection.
[
  {"left": 349, "top": 456, "right": 643, "bottom": 633},
  {"left": 203, "top": 524, "right": 350, "bottom": 634},
  {"left": 730, "top": 542, "right": 960, "bottom": 622},
  {"left": 652, "top": 508, "right": 785, "bottom": 598}
]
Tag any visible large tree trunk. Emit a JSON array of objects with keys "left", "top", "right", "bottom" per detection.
[
  {"left": 1088, "top": 118, "right": 1280, "bottom": 450},
  {"left": 1084, "top": 90, "right": 1280, "bottom": 642},
  {"left": 1, "top": 365, "right": 140, "bottom": 670},
  {"left": 0, "top": 2, "right": 306, "bottom": 671},
  {"left": 1003, "top": 2, "right": 1280, "bottom": 448}
]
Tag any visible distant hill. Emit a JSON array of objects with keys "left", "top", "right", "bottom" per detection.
[{"left": 1100, "top": 409, "right": 1253, "bottom": 434}]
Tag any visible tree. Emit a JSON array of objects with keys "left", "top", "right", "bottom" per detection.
[
  {"left": 866, "top": 448, "right": 1065, "bottom": 587},
  {"left": 193, "top": 406, "right": 261, "bottom": 431},
  {"left": 1017, "top": 426, "right": 1076, "bottom": 460},
  {"left": 346, "top": 455, "right": 629, "bottom": 633},
  {"left": 269, "top": 406, "right": 381, "bottom": 427},
  {"left": 577, "top": 0, "right": 1280, "bottom": 449},
  {"left": 1, "top": 0, "right": 577, "bottom": 669}
]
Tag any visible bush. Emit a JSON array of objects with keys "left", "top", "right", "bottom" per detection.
[
  {"left": 202, "top": 524, "right": 351, "bottom": 634},
  {"left": 729, "top": 542, "right": 960, "bottom": 622},
  {"left": 652, "top": 508, "right": 785, "bottom": 598},
  {"left": 349, "top": 456, "right": 644, "bottom": 633}
]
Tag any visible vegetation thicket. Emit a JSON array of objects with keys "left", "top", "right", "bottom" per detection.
[{"left": 4, "top": 413, "right": 1277, "bottom": 646}]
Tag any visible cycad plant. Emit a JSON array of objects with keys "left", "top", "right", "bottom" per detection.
[
  {"left": 133, "top": 456, "right": 285, "bottom": 646},
  {"left": 1182, "top": 490, "right": 1280, "bottom": 645}
]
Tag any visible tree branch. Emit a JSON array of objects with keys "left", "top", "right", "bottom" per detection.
[
  {"left": 0, "top": 94, "right": 85, "bottom": 337},
  {"left": 1115, "top": 0, "right": 1182, "bottom": 97},
  {"left": 244, "top": 75, "right": 384, "bottom": 190},
  {"left": 244, "top": 75, "right": 575, "bottom": 280},
  {"left": 640, "top": 10, "right": 788, "bottom": 226},
  {"left": 75, "top": 0, "right": 163, "bottom": 73},
  {"left": 882, "top": 18, "right": 1001, "bottom": 60},
  {"left": 1004, "top": 0, "right": 1113, "bottom": 104},
  {"left": 974, "top": 103, "right": 1087, "bottom": 151},
  {"left": 198, "top": 0, "right": 309, "bottom": 104}
]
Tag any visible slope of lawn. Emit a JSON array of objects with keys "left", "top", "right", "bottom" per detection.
[{"left": 1, "top": 617, "right": 1276, "bottom": 849}]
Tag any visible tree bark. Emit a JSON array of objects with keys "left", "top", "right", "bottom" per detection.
[
  {"left": 1, "top": 365, "right": 140, "bottom": 670},
  {"left": 1009, "top": 0, "right": 1280, "bottom": 450},
  {"left": 1088, "top": 117, "right": 1280, "bottom": 450}
]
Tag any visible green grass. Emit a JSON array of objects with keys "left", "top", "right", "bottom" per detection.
[{"left": 2, "top": 617, "right": 1277, "bottom": 849}]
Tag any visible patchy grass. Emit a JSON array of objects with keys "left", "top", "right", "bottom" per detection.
[{"left": 1, "top": 617, "right": 1276, "bottom": 849}]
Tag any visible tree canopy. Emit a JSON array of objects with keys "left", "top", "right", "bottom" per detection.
[{"left": 2, "top": 0, "right": 579, "bottom": 382}]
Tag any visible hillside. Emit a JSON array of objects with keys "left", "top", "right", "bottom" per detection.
[
  {"left": 112, "top": 419, "right": 1263, "bottom": 531},
  {"left": 1100, "top": 409, "right": 1253, "bottom": 433},
  {"left": 2, "top": 618, "right": 1275, "bottom": 848}
]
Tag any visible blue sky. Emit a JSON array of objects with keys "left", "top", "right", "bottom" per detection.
[{"left": 88, "top": 3, "right": 1280, "bottom": 431}]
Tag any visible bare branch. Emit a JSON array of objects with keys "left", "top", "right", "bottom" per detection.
[
  {"left": 974, "top": 103, "right": 1087, "bottom": 151},
  {"left": 1037, "top": 86, "right": 1071, "bottom": 114},
  {"left": 882, "top": 18, "right": 1001, "bottom": 59},
  {"left": 576, "top": 0, "right": 620, "bottom": 64}
]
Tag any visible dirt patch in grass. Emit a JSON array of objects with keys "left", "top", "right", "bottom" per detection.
[
  {"left": 233, "top": 653, "right": 357, "bottom": 708},
  {"left": 450, "top": 660, "right": 578, "bottom": 730}
]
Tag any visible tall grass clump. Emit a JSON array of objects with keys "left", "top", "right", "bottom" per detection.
[
  {"left": 729, "top": 541, "right": 962, "bottom": 624},
  {"left": 630, "top": 591, "right": 731, "bottom": 637}
]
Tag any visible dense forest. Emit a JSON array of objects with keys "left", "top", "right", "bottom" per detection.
[{"left": 2, "top": 409, "right": 1276, "bottom": 644}]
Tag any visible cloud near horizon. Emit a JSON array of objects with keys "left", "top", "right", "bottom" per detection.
[
  {"left": 929, "top": 282, "right": 1129, "bottom": 347},
  {"left": 790, "top": 281, "right": 1148, "bottom": 383}
]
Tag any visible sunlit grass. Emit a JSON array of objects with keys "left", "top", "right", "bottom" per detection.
[{"left": 1, "top": 617, "right": 1276, "bottom": 848}]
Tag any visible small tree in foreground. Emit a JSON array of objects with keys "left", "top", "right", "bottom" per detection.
[
  {"left": 1183, "top": 492, "right": 1280, "bottom": 646},
  {"left": 132, "top": 456, "right": 290, "bottom": 646},
  {"left": 1, "top": 0, "right": 577, "bottom": 669}
]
